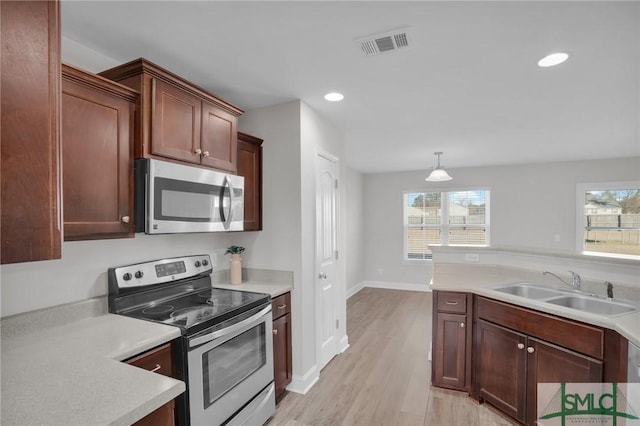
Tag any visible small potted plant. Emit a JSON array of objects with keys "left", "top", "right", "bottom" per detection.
[{"left": 225, "top": 245, "right": 245, "bottom": 284}]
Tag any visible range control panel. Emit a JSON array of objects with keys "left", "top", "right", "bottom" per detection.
[{"left": 110, "top": 254, "right": 213, "bottom": 289}]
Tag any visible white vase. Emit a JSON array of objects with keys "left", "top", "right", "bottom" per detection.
[{"left": 230, "top": 254, "right": 242, "bottom": 284}]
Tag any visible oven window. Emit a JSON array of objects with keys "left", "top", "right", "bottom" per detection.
[{"left": 202, "top": 323, "right": 266, "bottom": 407}]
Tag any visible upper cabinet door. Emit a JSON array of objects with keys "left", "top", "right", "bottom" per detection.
[
  {"left": 151, "top": 79, "right": 202, "bottom": 164},
  {"left": 201, "top": 101, "right": 237, "bottom": 173},
  {"left": 1, "top": 0, "right": 62, "bottom": 264},
  {"left": 61, "top": 64, "right": 138, "bottom": 241},
  {"left": 99, "top": 58, "right": 243, "bottom": 174}
]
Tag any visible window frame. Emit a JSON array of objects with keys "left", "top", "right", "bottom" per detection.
[
  {"left": 403, "top": 187, "right": 491, "bottom": 262},
  {"left": 575, "top": 181, "right": 640, "bottom": 259}
]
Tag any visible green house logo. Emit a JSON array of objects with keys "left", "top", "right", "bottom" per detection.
[{"left": 538, "top": 383, "right": 640, "bottom": 426}]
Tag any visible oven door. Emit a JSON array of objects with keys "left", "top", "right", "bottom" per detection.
[
  {"left": 137, "top": 158, "right": 244, "bottom": 234},
  {"left": 187, "top": 304, "right": 274, "bottom": 426}
]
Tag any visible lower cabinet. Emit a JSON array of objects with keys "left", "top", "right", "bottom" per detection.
[
  {"left": 473, "top": 296, "right": 604, "bottom": 425},
  {"left": 432, "top": 291, "right": 471, "bottom": 391},
  {"left": 271, "top": 292, "right": 292, "bottom": 400},
  {"left": 125, "top": 342, "right": 176, "bottom": 426}
]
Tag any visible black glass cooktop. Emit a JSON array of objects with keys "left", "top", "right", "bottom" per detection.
[{"left": 123, "top": 287, "right": 269, "bottom": 335}]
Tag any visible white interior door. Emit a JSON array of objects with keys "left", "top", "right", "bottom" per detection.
[{"left": 316, "top": 153, "right": 339, "bottom": 371}]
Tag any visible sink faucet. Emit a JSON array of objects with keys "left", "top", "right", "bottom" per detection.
[{"left": 543, "top": 270, "right": 582, "bottom": 290}]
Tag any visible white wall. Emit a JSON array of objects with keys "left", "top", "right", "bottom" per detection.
[
  {"left": 345, "top": 168, "right": 365, "bottom": 296},
  {"left": 0, "top": 232, "right": 260, "bottom": 317},
  {"left": 239, "top": 101, "right": 352, "bottom": 392},
  {"left": 363, "top": 156, "right": 640, "bottom": 288}
]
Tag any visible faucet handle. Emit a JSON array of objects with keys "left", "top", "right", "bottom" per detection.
[{"left": 604, "top": 281, "right": 614, "bottom": 300}]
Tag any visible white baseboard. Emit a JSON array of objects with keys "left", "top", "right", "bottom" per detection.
[
  {"left": 339, "top": 334, "right": 349, "bottom": 353},
  {"left": 362, "top": 280, "right": 431, "bottom": 293},
  {"left": 286, "top": 365, "right": 319, "bottom": 395},
  {"left": 346, "top": 281, "right": 365, "bottom": 299}
]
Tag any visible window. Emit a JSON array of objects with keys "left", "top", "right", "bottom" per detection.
[
  {"left": 404, "top": 189, "right": 490, "bottom": 260},
  {"left": 576, "top": 182, "right": 640, "bottom": 258}
]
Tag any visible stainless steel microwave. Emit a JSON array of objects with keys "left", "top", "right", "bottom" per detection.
[{"left": 134, "top": 158, "right": 244, "bottom": 234}]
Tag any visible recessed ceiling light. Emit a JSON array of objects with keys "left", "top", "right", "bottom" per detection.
[
  {"left": 538, "top": 52, "right": 569, "bottom": 67},
  {"left": 324, "top": 92, "right": 344, "bottom": 102}
]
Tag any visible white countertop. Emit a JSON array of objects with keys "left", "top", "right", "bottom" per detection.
[
  {"left": 431, "top": 279, "right": 640, "bottom": 348},
  {"left": 212, "top": 281, "right": 292, "bottom": 298},
  {"left": 1, "top": 313, "right": 184, "bottom": 426}
]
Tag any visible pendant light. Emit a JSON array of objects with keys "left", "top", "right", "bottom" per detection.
[{"left": 425, "top": 152, "right": 452, "bottom": 182}]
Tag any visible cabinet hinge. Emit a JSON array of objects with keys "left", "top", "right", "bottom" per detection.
[
  {"left": 335, "top": 250, "right": 338, "bottom": 260},
  {"left": 335, "top": 179, "right": 338, "bottom": 190},
  {"left": 336, "top": 319, "right": 339, "bottom": 329}
]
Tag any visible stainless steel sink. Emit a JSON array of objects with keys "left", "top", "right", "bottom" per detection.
[
  {"left": 545, "top": 295, "right": 638, "bottom": 317},
  {"left": 493, "top": 283, "right": 563, "bottom": 299},
  {"left": 491, "top": 283, "right": 639, "bottom": 317}
]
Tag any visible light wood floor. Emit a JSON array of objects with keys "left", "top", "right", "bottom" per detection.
[{"left": 268, "top": 288, "right": 517, "bottom": 426}]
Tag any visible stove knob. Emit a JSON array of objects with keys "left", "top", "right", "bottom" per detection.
[
  {"left": 135, "top": 271, "right": 144, "bottom": 279},
  {"left": 202, "top": 259, "right": 209, "bottom": 266},
  {"left": 194, "top": 261, "right": 202, "bottom": 268},
  {"left": 123, "top": 273, "right": 132, "bottom": 281}
]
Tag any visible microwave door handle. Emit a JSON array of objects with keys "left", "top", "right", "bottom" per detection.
[{"left": 223, "top": 177, "right": 235, "bottom": 230}]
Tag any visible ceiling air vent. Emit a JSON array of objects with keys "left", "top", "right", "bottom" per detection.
[{"left": 356, "top": 28, "right": 411, "bottom": 57}]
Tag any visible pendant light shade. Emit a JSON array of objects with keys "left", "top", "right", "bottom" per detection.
[{"left": 425, "top": 152, "right": 452, "bottom": 182}]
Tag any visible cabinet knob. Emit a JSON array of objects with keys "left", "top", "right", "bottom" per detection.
[
  {"left": 527, "top": 347, "right": 535, "bottom": 354},
  {"left": 460, "top": 322, "right": 465, "bottom": 328},
  {"left": 203, "top": 151, "right": 210, "bottom": 157},
  {"left": 195, "top": 148, "right": 202, "bottom": 155},
  {"left": 273, "top": 329, "right": 278, "bottom": 335},
  {"left": 121, "top": 216, "right": 130, "bottom": 224},
  {"left": 517, "top": 343, "right": 525, "bottom": 350}
]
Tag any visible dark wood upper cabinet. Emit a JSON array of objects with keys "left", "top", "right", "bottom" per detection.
[
  {"left": 61, "top": 64, "right": 138, "bottom": 241},
  {"left": 99, "top": 58, "right": 242, "bottom": 173},
  {"left": 237, "top": 132, "right": 263, "bottom": 231},
  {"left": 1, "top": 0, "right": 62, "bottom": 264}
]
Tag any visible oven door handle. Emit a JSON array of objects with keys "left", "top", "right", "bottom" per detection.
[{"left": 189, "top": 305, "right": 272, "bottom": 348}]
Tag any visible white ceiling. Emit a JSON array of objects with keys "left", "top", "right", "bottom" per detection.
[{"left": 61, "top": 1, "right": 640, "bottom": 173}]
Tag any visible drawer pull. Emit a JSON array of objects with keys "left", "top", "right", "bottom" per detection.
[
  {"left": 150, "top": 364, "right": 161, "bottom": 373},
  {"left": 277, "top": 304, "right": 287, "bottom": 310},
  {"left": 445, "top": 301, "right": 458, "bottom": 305}
]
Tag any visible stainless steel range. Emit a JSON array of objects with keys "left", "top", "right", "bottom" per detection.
[{"left": 108, "top": 254, "right": 275, "bottom": 426}]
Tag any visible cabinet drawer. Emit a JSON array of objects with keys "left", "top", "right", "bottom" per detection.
[
  {"left": 125, "top": 342, "right": 174, "bottom": 378},
  {"left": 436, "top": 292, "right": 467, "bottom": 313},
  {"left": 272, "top": 292, "right": 291, "bottom": 319},
  {"left": 475, "top": 296, "right": 604, "bottom": 359}
]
